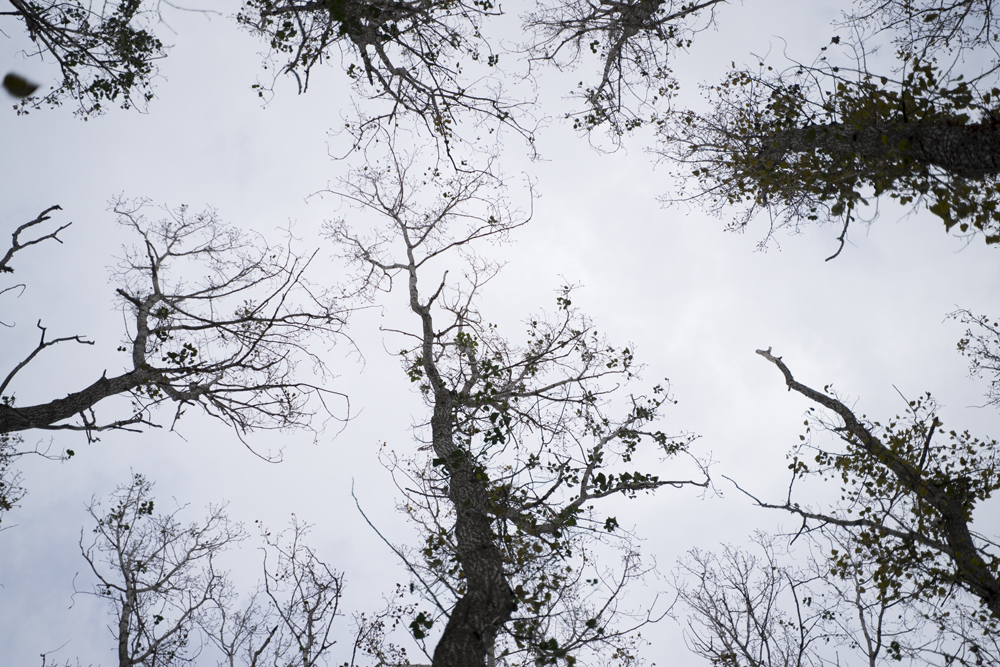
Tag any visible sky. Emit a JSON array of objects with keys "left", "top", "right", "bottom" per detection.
[{"left": 1, "top": 1, "right": 999, "bottom": 665}]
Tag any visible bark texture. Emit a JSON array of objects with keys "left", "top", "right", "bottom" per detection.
[
  {"left": 761, "top": 120, "right": 1000, "bottom": 179},
  {"left": 0, "top": 369, "right": 150, "bottom": 434},
  {"left": 430, "top": 393, "right": 516, "bottom": 667}
]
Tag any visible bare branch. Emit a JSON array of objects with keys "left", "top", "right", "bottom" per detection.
[
  {"left": 1, "top": 200, "right": 350, "bottom": 444},
  {"left": 0, "top": 205, "right": 70, "bottom": 274},
  {"left": 238, "top": 0, "right": 537, "bottom": 154},
  {"left": 0, "top": 321, "right": 93, "bottom": 397},
  {"left": 257, "top": 518, "right": 344, "bottom": 667},
  {"left": 524, "top": 0, "right": 726, "bottom": 138}
]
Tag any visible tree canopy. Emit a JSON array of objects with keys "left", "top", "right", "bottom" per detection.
[
  {"left": 5, "top": 2, "right": 1000, "bottom": 667},
  {"left": 658, "top": 0, "right": 1000, "bottom": 254},
  {"left": 2, "top": 0, "right": 166, "bottom": 115},
  {"left": 8, "top": 0, "right": 1000, "bottom": 249}
]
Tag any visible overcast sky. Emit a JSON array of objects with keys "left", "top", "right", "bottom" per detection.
[{"left": 2, "top": 1, "right": 999, "bottom": 665}]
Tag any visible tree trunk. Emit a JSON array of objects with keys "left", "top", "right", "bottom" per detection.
[
  {"left": 119, "top": 587, "right": 136, "bottom": 667},
  {"left": 760, "top": 120, "right": 1000, "bottom": 179},
  {"left": 405, "top": 237, "right": 516, "bottom": 666},
  {"left": 429, "top": 391, "right": 516, "bottom": 667}
]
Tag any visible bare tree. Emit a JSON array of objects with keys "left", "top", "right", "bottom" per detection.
[
  {"left": 206, "top": 519, "right": 344, "bottom": 667},
  {"left": 325, "top": 143, "right": 707, "bottom": 667},
  {"left": 676, "top": 531, "right": 958, "bottom": 667},
  {"left": 0, "top": 202, "right": 348, "bottom": 447},
  {"left": 74, "top": 475, "right": 349, "bottom": 667},
  {"left": 677, "top": 535, "right": 826, "bottom": 667},
  {"left": 79, "top": 473, "right": 246, "bottom": 667}
]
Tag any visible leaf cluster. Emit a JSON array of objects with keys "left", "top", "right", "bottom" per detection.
[
  {"left": 793, "top": 392, "right": 1000, "bottom": 605},
  {"left": 753, "top": 350, "right": 1000, "bottom": 637},
  {"left": 661, "top": 51, "right": 1000, "bottom": 251},
  {"left": 5, "top": 0, "right": 165, "bottom": 116}
]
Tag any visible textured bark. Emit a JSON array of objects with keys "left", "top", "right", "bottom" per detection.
[
  {"left": 760, "top": 121, "right": 1000, "bottom": 179},
  {"left": 757, "top": 348, "right": 1000, "bottom": 619},
  {"left": 429, "top": 391, "right": 516, "bottom": 667},
  {"left": 0, "top": 368, "right": 152, "bottom": 434}
]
